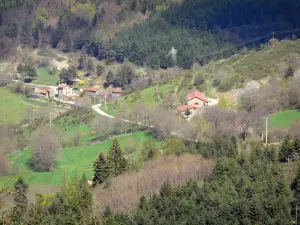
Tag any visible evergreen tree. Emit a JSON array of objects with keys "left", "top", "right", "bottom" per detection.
[
  {"left": 292, "top": 164, "right": 300, "bottom": 225},
  {"left": 293, "top": 138, "right": 300, "bottom": 157},
  {"left": 92, "top": 13, "right": 98, "bottom": 27},
  {"left": 51, "top": 17, "right": 64, "bottom": 48},
  {"left": 106, "top": 70, "right": 114, "bottom": 84},
  {"left": 285, "top": 66, "right": 294, "bottom": 78},
  {"left": 11, "top": 177, "right": 28, "bottom": 222},
  {"left": 279, "top": 135, "right": 293, "bottom": 162},
  {"left": 93, "top": 153, "right": 110, "bottom": 185},
  {"left": 78, "top": 54, "right": 86, "bottom": 70},
  {"left": 107, "top": 139, "right": 127, "bottom": 176},
  {"left": 96, "top": 65, "right": 105, "bottom": 77},
  {"left": 59, "top": 66, "right": 78, "bottom": 83},
  {"left": 20, "top": 21, "right": 32, "bottom": 46},
  {"left": 87, "top": 59, "right": 94, "bottom": 73}
]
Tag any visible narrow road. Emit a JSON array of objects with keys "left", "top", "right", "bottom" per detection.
[{"left": 92, "top": 104, "right": 115, "bottom": 119}]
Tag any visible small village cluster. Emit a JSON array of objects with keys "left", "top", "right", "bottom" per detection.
[{"left": 36, "top": 83, "right": 123, "bottom": 104}]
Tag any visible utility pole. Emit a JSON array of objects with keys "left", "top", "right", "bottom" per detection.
[
  {"left": 265, "top": 116, "right": 268, "bottom": 144},
  {"left": 49, "top": 112, "right": 52, "bottom": 129},
  {"left": 3, "top": 109, "right": 6, "bottom": 123},
  {"left": 104, "top": 91, "right": 107, "bottom": 111}
]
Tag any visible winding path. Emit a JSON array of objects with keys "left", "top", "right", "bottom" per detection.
[{"left": 92, "top": 104, "right": 114, "bottom": 119}]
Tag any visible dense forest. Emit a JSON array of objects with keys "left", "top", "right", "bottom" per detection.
[
  {"left": 3, "top": 140, "right": 300, "bottom": 224},
  {"left": 104, "top": 144, "right": 294, "bottom": 225},
  {"left": 112, "top": 0, "right": 300, "bottom": 68},
  {"left": 1, "top": 0, "right": 300, "bottom": 69}
]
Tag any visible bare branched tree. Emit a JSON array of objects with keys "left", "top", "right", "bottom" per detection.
[
  {"left": 91, "top": 116, "right": 115, "bottom": 139},
  {"left": 31, "top": 126, "right": 61, "bottom": 172}
]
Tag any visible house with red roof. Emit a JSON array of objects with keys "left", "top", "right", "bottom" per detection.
[
  {"left": 58, "top": 83, "right": 76, "bottom": 97},
  {"left": 187, "top": 91, "right": 208, "bottom": 106},
  {"left": 112, "top": 88, "right": 123, "bottom": 97},
  {"left": 83, "top": 87, "right": 100, "bottom": 95},
  {"left": 177, "top": 91, "right": 209, "bottom": 117},
  {"left": 38, "top": 87, "right": 55, "bottom": 98}
]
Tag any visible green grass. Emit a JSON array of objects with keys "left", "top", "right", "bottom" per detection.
[
  {"left": 0, "top": 131, "right": 153, "bottom": 187},
  {"left": 32, "top": 67, "right": 58, "bottom": 86},
  {"left": 270, "top": 110, "right": 300, "bottom": 129},
  {"left": 203, "top": 40, "right": 300, "bottom": 91},
  {"left": 103, "top": 81, "right": 178, "bottom": 115},
  {"left": 0, "top": 88, "right": 29, "bottom": 124}
]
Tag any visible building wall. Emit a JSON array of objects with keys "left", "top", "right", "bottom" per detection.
[{"left": 62, "top": 87, "right": 75, "bottom": 96}]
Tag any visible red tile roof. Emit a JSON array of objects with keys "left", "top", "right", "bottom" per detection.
[
  {"left": 177, "top": 105, "right": 200, "bottom": 112},
  {"left": 187, "top": 91, "right": 208, "bottom": 103},
  {"left": 58, "top": 83, "right": 68, "bottom": 89},
  {"left": 83, "top": 87, "right": 99, "bottom": 92},
  {"left": 112, "top": 88, "right": 123, "bottom": 94},
  {"left": 40, "top": 89, "right": 48, "bottom": 95}
]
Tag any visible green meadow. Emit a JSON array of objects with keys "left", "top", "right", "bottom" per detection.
[{"left": 0, "top": 131, "right": 152, "bottom": 188}]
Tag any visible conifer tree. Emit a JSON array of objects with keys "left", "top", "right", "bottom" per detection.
[
  {"left": 107, "top": 139, "right": 127, "bottom": 176},
  {"left": 285, "top": 66, "right": 294, "bottom": 78},
  {"left": 93, "top": 153, "right": 110, "bottom": 185},
  {"left": 292, "top": 164, "right": 300, "bottom": 224},
  {"left": 96, "top": 65, "right": 105, "bottom": 77},
  {"left": 279, "top": 135, "right": 293, "bottom": 162},
  {"left": 87, "top": 59, "right": 94, "bottom": 73},
  {"left": 11, "top": 177, "right": 28, "bottom": 222},
  {"left": 78, "top": 54, "right": 86, "bottom": 70},
  {"left": 293, "top": 138, "right": 300, "bottom": 158}
]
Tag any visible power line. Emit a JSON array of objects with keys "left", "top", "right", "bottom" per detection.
[{"left": 199, "top": 27, "right": 300, "bottom": 62}]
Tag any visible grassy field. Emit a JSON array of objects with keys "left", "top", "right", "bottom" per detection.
[
  {"left": 0, "top": 88, "right": 29, "bottom": 124},
  {"left": 270, "top": 110, "right": 300, "bottom": 129},
  {"left": 32, "top": 67, "right": 58, "bottom": 85},
  {"left": 0, "top": 131, "right": 153, "bottom": 188},
  {"left": 103, "top": 81, "right": 178, "bottom": 116}
]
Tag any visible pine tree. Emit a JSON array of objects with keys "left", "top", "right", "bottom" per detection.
[
  {"left": 293, "top": 138, "right": 300, "bottom": 158},
  {"left": 92, "top": 13, "right": 98, "bottom": 27},
  {"left": 78, "top": 54, "right": 86, "bottom": 70},
  {"left": 292, "top": 164, "right": 300, "bottom": 224},
  {"left": 96, "top": 65, "right": 104, "bottom": 77},
  {"left": 87, "top": 59, "right": 94, "bottom": 73},
  {"left": 11, "top": 177, "right": 28, "bottom": 222},
  {"left": 285, "top": 66, "right": 294, "bottom": 78},
  {"left": 93, "top": 153, "right": 110, "bottom": 185},
  {"left": 279, "top": 135, "right": 293, "bottom": 162},
  {"left": 107, "top": 139, "right": 127, "bottom": 176}
]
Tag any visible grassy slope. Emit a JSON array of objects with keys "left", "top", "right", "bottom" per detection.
[
  {"left": 32, "top": 67, "right": 58, "bottom": 86},
  {"left": 203, "top": 40, "right": 300, "bottom": 90},
  {"left": 103, "top": 81, "right": 178, "bottom": 116},
  {"left": 0, "top": 131, "right": 152, "bottom": 187},
  {"left": 270, "top": 110, "right": 300, "bottom": 129},
  {"left": 0, "top": 88, "right": 29, "bottom": 124}
]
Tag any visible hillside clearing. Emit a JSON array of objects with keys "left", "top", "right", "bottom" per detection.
[
  {"left": 0, "top": 131, "right": 154, "bottom": 188},
  {"left": 270, "top": 110, "right": 300, "bottom": 129},
  {"left": 32, "top": 67, "right": 58, "bottom": 86},
  {"left": 0, "top": 88, "right": 29, "bottom": 124}
]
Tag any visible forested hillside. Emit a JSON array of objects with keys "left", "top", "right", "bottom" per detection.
[
  {"left": 112, "top": 0, "right": 300, "bottom": 68},
  {"left": 1, "top": 0, "right": 300, "bottom": 69}
]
